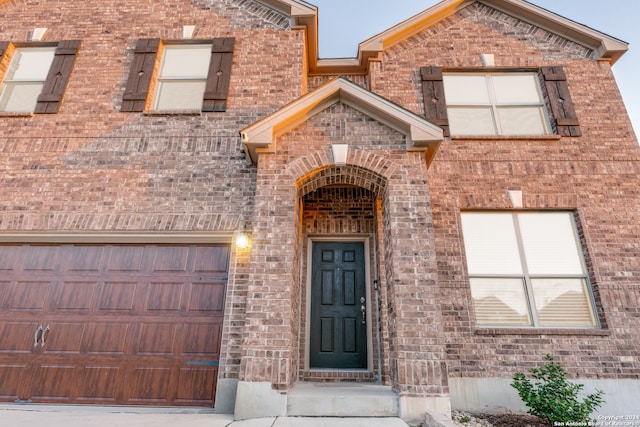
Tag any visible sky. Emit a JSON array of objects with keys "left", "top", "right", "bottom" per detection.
[{"left": 310, "top": 0, "right": 639, "bottom": 136}]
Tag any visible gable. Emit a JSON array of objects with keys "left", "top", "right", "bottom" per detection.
[
  {"left": 310, "top": 0, "right": 628, "bottom": 75},
  {"left": 240, "top": 78, "right": 443, "bottom": 165},
  {"left": 193, "top": 0, "right": 316, "bottom": 29},
  {"left": 278, "top": 102, "right": 408, "bottom": 156}
]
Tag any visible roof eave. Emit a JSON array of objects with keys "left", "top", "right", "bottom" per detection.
[{"left": 487, "top": 0, "right": 628, "bottom": 64}]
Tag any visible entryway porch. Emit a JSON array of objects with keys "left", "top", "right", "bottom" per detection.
[{"left": 287, "top": 382, "right": 398, "bottom": 417}]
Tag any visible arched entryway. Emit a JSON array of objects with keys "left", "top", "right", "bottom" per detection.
[
  {"left": 234, "top": 77, "right": 448, "bottom": 419},
  {"left": 296, "top": 165, "right": 389, "bottom": 383}
]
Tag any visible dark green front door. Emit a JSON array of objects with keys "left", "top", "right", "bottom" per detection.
[{"left": 310, "top": 242, "right": 367, "bottom": 369}]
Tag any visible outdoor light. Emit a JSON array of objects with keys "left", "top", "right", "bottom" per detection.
[
  {"left": 236, "top": 227, "right": 250, "bottom": 249},
  {"left": 332, "top": 144, "right": 349, "bottom": 167}
]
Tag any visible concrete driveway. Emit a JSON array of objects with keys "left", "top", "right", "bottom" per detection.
[{"left": 0, "top": 404, "right": 411, "bottom": 427}]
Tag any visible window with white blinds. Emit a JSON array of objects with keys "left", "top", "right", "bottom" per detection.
[
  {"left": 461, "top": 212, "right": 597, "bottom": 328},
  {"left": 0, "top": 47, "right": 56, "bottom": 112},
  {"left": 153, "top": 44, "right": 212, "bottom": 111},
  {"left": 443, "top": 73, "right": 551, "bottom": 136}
]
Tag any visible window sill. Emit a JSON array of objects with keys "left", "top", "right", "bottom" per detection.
[
  {"left": 142, "top": 109, "right": 202, "bottom": 116},
  {"left": 451, "top": 135, "right": 561, "bottom": 141},
  {"left": 476, "top": 328, "right": 610, "bottom": 336},
  {"left": 0, "top": 112, "right": 35, "bottom": 118}
]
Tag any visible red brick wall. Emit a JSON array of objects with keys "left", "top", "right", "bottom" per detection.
[
  {"left": 368, "top": 1, "right": 640, "bottom": 380},
  {"left": 0, "top": 0, "right": 305, "bottom": 233},
  {"left": 3, "top": 0, "right": 639, "bottom": 403},
  {"left": 0, "top": 0, "right": 306, "bottom": 386}
]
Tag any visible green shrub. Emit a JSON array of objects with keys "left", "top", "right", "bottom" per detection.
[
  {"left": 458, "top": 415, "right": 471, "bottom": 423},
  {"left": 511, "top": 354, "right": 604, "bottom": 425}
]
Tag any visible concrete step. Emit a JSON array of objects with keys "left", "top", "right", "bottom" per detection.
[{"left": 286, "top": 382, "right": 399, "bottom": 417}]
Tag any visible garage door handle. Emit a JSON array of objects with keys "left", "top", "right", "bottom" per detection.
[
  {"left": 41, "top": 325, "right": 50, "bottom": 347},
  {"left": 34, "top": 325, "right": 43, "bottom": 347}
]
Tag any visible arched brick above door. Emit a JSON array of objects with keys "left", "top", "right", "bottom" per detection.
[{"left": 287, "top": 148, "right": 393, "bottom": 198}]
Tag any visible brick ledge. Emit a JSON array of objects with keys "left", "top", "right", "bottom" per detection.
[
  {"left": 476, "top": 328, "right": 611, "bottom": 336},
  {"left": 0, "top": 112, "right": 34, "bottom": 118},
  {"left": 451, "top": 134, "right": 562, "bottom": 141},
  {"left": 142, "top": 109, "right": 202, "bottom": 116}
]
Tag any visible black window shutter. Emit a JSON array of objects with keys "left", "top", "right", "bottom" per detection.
[
  {"left": 420, "top": 66, "right": 449, "bottom": 137},
  {"left": 540, "top": 66, "right": 581, "bottom": 137},
  {"left": 35, "top": 40, "right": 81, "bottom": 114},
  {"left": 121, "top": 38, "right": 160, "bottom": 112},
  {"left": 0, "top": 41, "right": 9, "bottom": 59},
  {"left": 202, "top": 37, "right": 235, "bottom": 112}
]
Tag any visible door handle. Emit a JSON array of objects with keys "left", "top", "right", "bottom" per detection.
[
  {"left": 41, "top": 325, "right": 50, "bottom": 347},
  {"left": 360, "top": 297, "right": 366, "bottom": 324},
  {"left": 34, "top": 325, "right": 43, "bottom": 347}
]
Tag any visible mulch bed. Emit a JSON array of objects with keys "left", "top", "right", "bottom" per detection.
[{"left": 472, "top": 413, "right": 549, "bottom": 427}]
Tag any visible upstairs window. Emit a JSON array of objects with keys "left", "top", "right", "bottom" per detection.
[
  {"left": 154, "top": 44, "right": 212, "bottom": 110},
  {"left": 0, "top": 40, "right": 80, "bottom": 114},
  {"left": 0, "top": 47, "right": 55, "bottom": 112},
  {"left": 121, "top": 38, "right": 235, "bottom": 113},
  {"left": 460, "top": 211, "right": 597, "bottom": 328},
  {"left": 443, "top": 73, "right": 550, "bottom": 136},
  {"left": 420, "top": 66, "right": 581, "bottom": 137}
]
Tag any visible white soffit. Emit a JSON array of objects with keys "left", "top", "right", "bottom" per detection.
[{"left": 253, "top": 0, "right": 316, "bottom": 17}]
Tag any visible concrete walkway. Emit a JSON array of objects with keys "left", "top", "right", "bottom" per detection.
[{"left": 0, "top": 404, "right": 411, "bottom": 427}]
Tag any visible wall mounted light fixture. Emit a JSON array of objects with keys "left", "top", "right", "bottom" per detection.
[{"left": 235, "top": 226, "right": 250, "bottom": 249}]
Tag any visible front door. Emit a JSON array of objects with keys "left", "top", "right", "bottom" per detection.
[{"left": 310, "top": 242, "right": 367, "bottom": 369}]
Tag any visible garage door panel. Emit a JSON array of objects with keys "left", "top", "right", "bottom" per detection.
[
  {"left": 98, "top": 282, "right": 138, "bottom": 311},
  {"left": 0, "top": 321, "right": 40, "bottom": 352},
  {"left": 128, "top": 367, "right": 173, "bottom": 404},
  {"left": 53, "top": 281, "right": 97, "bottom": 311},
  {"left": 152, "top": 246, "right": 190, "bottom": 272},
  {"left": 106, "top": 246, "right": 145, "bottom": 272},
  {"left": 0, "top": 364, "right": 29, "bottom": 400},
  {"left": 42, "top": 322, "right": 86, "bottom": 354},
  {"left": 85, "top": 323, "right": 130, "bottom": 355},
  {"left": 176, "top": 367, "right": 217, "bottom": 404},
  {"left": 75, "top": 365, "right": 121, "bottom": 403},
  {"left": 193, "top": 246, "right": 230, "bottom": 273},
  {"left": 31, "top": 364, "right": 75, "bottom": 402},
  {"left": 180, "top": 323, "right": 222, "bottom": 356},
  {"left": 65, "top": 246, "right": 104, "bottom": 272},
  {"left": 23, "top": 246, "right": 60, "bottom": 272},
  {"left": 145, "top": 282, "right": 184, "bottom": 311},
  {"left": 6, "top": 281, "right": 50, "bottom": 310},
  {"left": 136, "top": 323, "right": 177, "bottom": 355},
  {"left": 189, "top": 283, "right": 225, "bottom": 313},
  {"left": 0, "top": 246, "right": 22, "bottom": 271}
]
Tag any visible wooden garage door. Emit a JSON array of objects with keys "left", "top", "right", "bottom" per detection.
[{"left": 0, "top": 243, "right": 229, "bottom": 406}]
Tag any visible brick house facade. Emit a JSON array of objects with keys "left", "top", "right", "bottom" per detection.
[{"left": 0, "top": 0, "right": 638, "bottom": 422}]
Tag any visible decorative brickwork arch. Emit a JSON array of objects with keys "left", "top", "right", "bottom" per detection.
[
  {"left": 297, "top": 165, "right": 387, "bottom": 199},
  {"left": 286, "top": 147, "right": 395, "bottom": 198}
]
